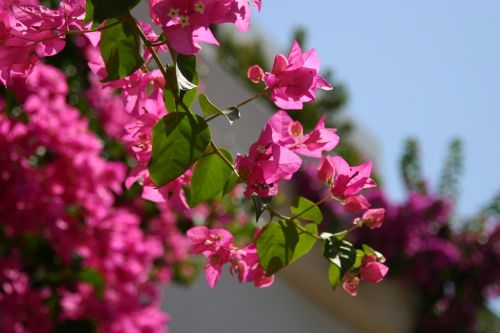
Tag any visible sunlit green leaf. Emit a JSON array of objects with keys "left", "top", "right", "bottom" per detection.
[
  {"left": 149, "top": 112, "right": 211, "bottom": 186},
  {"left": 100, "top": 19, "right": 143, "bottom": 82},
  {"left": 257, "top": 220, "right": 318, "bottom": 275},
  {"left": 190, "top": 148, "right": 234, "bottom": 206},
  {"left": 291, "top": 196, "right": 323, "bottom": 225}
]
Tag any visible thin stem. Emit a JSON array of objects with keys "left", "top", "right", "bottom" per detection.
[
  {"left": 235, "top": 89, "right": 269, "bottom": 108},
  {"left": 295, "top": 222, "right": 322, "bottom": 240},
  {"left": 205, "top": 89, "right": 269, "bottom": 123},
  {"left": 347, "top": 225, "right": 360, "bottom": 234},
  {"left": 205, "top": 113, "right": 219, "bottom": 123},
  {"left": 268, "top": 208, "right": 321, "bottom": 240},
  {"left": 65, "top": 20, "right": 121, "bottom": 35},
  {"left": 291, "top": 195, "right": 331, "bottom": 221},
  {"left": 210, "top": 142, "right": 240, "bottom": 177},
  {"left": 127, "top": 13, "right": 169, "bottom": 79}
]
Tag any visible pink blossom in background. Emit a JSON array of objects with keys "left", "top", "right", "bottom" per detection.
[
  {"left": 0, "top": 62, "right": 190, "bottom": 333},
  {"left": 0, "top": 0, "right": 97, "bottom": 85},
  {"left": 263, "top": 40, "right": 332, "bottom": 110},
  {"left": 86, "top": 75, "right": 135, "bottom": 139}
]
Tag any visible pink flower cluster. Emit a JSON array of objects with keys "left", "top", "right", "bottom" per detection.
[
  {"left": 317, "top": 156, "right": 377, "bottom": 213},
  {"left": 0, "top": 0, "right": 97, "bottom": 85},
  {"left": 248, "top": 41, "right": 333, "bottom": 110},
  {"left": 236, "top": 111, "right": 339, "bottom": 197},
  {"left": 150, "top": 0, "right": 262, "bottom": 55},
  {"left": 81, "top": 26, "right": 193, "bottom": 211},
  {"left": 342, "top": 254, "right": 389, "bottom": 296},
  {"left": 0, "top": 61, "right": 195, "bottom": 332},
  {"left": 187, "top": 226, "right": 273, "bottom": 288}
]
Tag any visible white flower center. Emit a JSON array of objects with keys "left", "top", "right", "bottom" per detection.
[
  {"left": 180, "top": 15, "right": 190, "bottom": 27},
  {"left": 168, "top": 8, "right": 180, "bottom": 18},
  {"left": 194, "top": 1, "right": 205, "bottom": 14}
]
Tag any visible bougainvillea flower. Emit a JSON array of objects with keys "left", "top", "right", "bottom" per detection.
[
  {"left": 362, "top": 208, "right": 385, "bottom": 229},
  {"left": 317, "top": 156, "right": 376, "bottom": 198},
  {"left": 267, "top": 110, "right": 339, "bottom": 158},
  {"left": 187, "top": 227, "right": 234, "bottom": 287},
  {"left": 263, "top": 40, "right": 332, "bottom": 110},
  {"left": 247, "top": 64, "right": 265, "bottom": 83},
  {"left": 150, "top": 0, "right": 261, "bottom": 55},
  {"left": 359, "top": 255, "right": 388, "bottom": 283},
  {"left": 342, "top": 272, "right": 360, "bottom": 296},
  {"left": 0, "top": 1, "right": 99, "bottom": 85},
  {"left": 343, "top": 195, "right": 371, "bottom": 213},
  {"left": 236, "top": 125, "right": 302, "bottom": 198},
  {"left": 0, "top": 3, "right": 65, "bottom": 84},
  {"left": 231, "top": 243, "right": 274, "bottom": 288}
]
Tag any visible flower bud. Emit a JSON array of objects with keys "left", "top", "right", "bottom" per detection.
[
  {"left": 342, "top": 271, "right": 360, "bottom": 296},
  {"left": 247, "top": 65, "right": 265, "bottom": 83},
  {"left": 362, "top": 208, "right": 385, "bottom": 229},
  {"left": 317, "top": 156, "right": 334, "bottom": 183},
  {"left": 359, "top": 255, "right": 388, "bottom": 283},
  {"left": 343, "top": 195, "right": 370, "bottom": 213}
]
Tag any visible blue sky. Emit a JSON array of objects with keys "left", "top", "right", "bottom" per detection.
[{"left": 253, "top": 0, "right": 500, "bottom": 218}]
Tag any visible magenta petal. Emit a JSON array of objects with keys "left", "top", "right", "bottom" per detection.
[
  {"left": 192, "top": 26, "right": 220, "bottom": 46},
  {"left": 164, "top": 25, "right": 199, "bottom": 55},
  {"left": 301, "top": 48, "right": 320, "bottom": 70},
  {"left": 186, "top": 226, "right": 209, "bottom": 244},
  {"left": 205, "top": 264, "right": 222, "bottom": 288},
  {"left": 271, "top": 54, "right": 288, "bottom": 74},
  {"left": 267, "top": 110, "right": 296, "bottom": 146},
  {"left": 253, "top": 0, "right": 262, "bottom": 11},
  {"left": 316, "top": 75, "right": 333, "bottom": 90},
  {"left": 287, "top": 40, "right": 304, "bottom": 67}
]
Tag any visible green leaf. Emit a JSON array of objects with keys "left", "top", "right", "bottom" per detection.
[
  {"left": 163, "top": 67, "right": 179, "bottom": 112},
  {"left": 332, "top": 230, "right": 348, "bottom": 240},
  {"left": 149, "top": 112, "right": 211, "bottom": 186},
  {"left": 362, "top": 244, "right": 376, "bottom": 255},
  {"left": 85, "top": 0, "right": 141, "bottom": 23},
  {"left": 100, "top": 19, "right": 144, "bottom": 82},
  {"left": 321, "top": 233, "right": 357, "bottom": 274},
  {"left": 361, "top": 244, "right": 385, "bottom": 261},
  {"left": 291, "top": 196, "right": 323, "bottom": 225},
  {"left": 257, "top": 220, "right": 318, "bottom": 275},
  {"left": 78, "top": 268, "right": 105, "bottom": 297},
  {"left": 182, "top": 72, "right": 199, "bottom": 109},
  {"left": 223, "top": 172, "right": 240, "bottom": 195},
  {"left": 177, "top": 55, "right": 198, "bottom": 108},
  {"left": 328, "top": 263, "right": 341, "bottom": 289},
  {"left": 190, "top": 148, "right": 234, "bottom": 206},
  {"left": 199, "top": 94, "right": 241, "bottom": 124},
  {"left": 199, "top": 94, "right": 220, "bottom": 117},
  {"left": 251, "top": 194, "right": 271, "bottom": 222},
  {"left": 83, "top": 1, "right": 95, "bottom": 24},
  {"left": 354, "top": 249, "right": 364, "bottom": 269}
]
